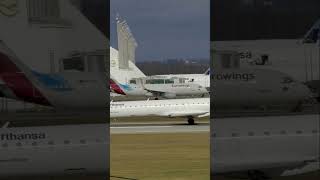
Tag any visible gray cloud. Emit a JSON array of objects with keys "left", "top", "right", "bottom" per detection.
[{"left": 110, "top": 0, "right": 210, "bottom": 61}]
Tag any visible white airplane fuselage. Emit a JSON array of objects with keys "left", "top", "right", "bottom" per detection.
[
  {"left": 0, "top": 44, "right": 107, "bottom": 110},
  {"left": 110, "top": 98, "right": 209, "bottom": 119},
  {"left": 0, "top": 124, "right": 108, "bottom": 177},
  {"left": 212, "top": 114, "right": 320, "bottom": 178},
  {"left": 113, "top": 81, "right": 208, "bottom": 98},
  {"left": 212, "top": 68, "right": 312, "bottom": 107},
  {"left": 213, "top": 39, "right": 320, "bottom": 82},
  {"left": 156, "top": 74, "right": 210, "bottom": 89}
]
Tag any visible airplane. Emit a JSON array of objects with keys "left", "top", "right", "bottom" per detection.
[
  {"left": 110, "top": 98, "right": 209, "bottom": 125},
  {"left": 151, "top": 69, "right": 210, "bottom": 91},
  {"left": 110, "top": 53, "right": 209, "bottom": 98},
  {"left": 0, "top": 123, "right": 108, "bottom": 177},
  {"left": 111, "top": 17, "right": 312, "bottom": 110},
  {"left": 210, "top": 22, "right": 320, "bottom": 111},
  {"left": 129, "top": 57, "right": 309, "bottom": 111},
  {"left": 149, "top": 70, "right": 210, "bottom": 101},
  {"left": 211, "top": 114, "right": 320, "bottom": 180},
  {"left": 110, "top": 77, "right": 208, "bottom": 99},
  {"left": 112, "top": 50, "right": 309, "bottom": 110},
  {"left": 112, "top": 45, "right": 312, "bottom": 111},
  {"left": 213, "top": 18, "right": 320, "bottom": 83},
  {"left": 0, "top": 43, "right": 108, "bottom": 110},
  {"left": 212, "top": 67, "right": 312, "bottom": 111},
  {"left": 111, "top": 17, "right": 210, "bottom": 94},
  {"left": 0, "top": 0, "right": 108, "bottom": 110}
]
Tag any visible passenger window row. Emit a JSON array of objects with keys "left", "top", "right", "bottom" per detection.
[
  {"left": 111, "top": 102, "right": 208, "bottom": 108},
  {"left": 0, "top": 139, "right": 103, "bottom": 148},
  {"left": 212, "top": 129, "right": 319, "bottom": 138}
]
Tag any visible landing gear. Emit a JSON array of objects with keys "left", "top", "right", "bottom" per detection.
[
  {"left": 187, "top": 117, "right": 195, "bottom": 125},
  {"left": 292, "top": 101, "right": 303, "bottom": 112},
  {"left": 259, "top": 105, "right": 268, "bottom": 112}
]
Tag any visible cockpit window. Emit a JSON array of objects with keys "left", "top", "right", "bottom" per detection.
[{"left": 130, "top": 80, "right": 137, "bottom": 84}]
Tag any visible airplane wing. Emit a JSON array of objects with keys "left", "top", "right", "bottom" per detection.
[
  {"left": 143, "top": 87, "right": 167, "bottom": 95},
  {"left": 142, "top": 88, "right": 178, "bottom": 98},
  {"left": 164, "top": 111, "right": 209, "bottom": 118}
]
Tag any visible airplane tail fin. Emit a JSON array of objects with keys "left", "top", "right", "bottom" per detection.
[
  {"left": 0, "top": 41, "right": 51, "bottom": 106},
  {"left": 0, "top": 41, "right": 32, "bottom": 74},
  {"left": 110, "top": 79, "right": 126, "bottom": 95},
  {"left": 303, "top": 19, "right": 320, "bottom": 44}
]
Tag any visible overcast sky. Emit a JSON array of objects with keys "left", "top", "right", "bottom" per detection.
[{"left": 110, "top": 0, "right": 210, "bottom": 62}]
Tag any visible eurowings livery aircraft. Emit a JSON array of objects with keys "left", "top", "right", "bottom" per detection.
[
  {"left": 0, "top": 0, "right": 108, "bottom": 110},
  {"left": 110, "top": 98, "right": 209, "bottom": 124},
  {"left": 0, "top": 43, "right": 107, "bottom": 110},
  {"left": 211, "top": 114, "right": 320, "bottom": 179},
  {"left": 110, "top": 17, "right": 210, "bottom": 98},
  {"left": 110, "top": 78, "right": 208, "bottom": 99},
  {"left": 0, "top": 124, "right": 108, "bottom": 177},
  {"left": 213, "top": 18, "right": 320, "bottom": 83},
  {"left": 112, "top": 49, "right": 311, "bottom": 110},
  {"left": 153, "top": 69, "right": 210, "bottom": 91},
  {"left": 111, "top": 17, "right": 312, "bottom": 108},
  {"left": 212, "top": 68, "right": 312, "bottom": 109}
]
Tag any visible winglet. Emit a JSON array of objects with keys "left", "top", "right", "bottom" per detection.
[
  {"left": 2, "top": 121, "right": 9, "bottom": 128},
  {"left": 303, "top": 19, "right": 320, "bottom": 44}
]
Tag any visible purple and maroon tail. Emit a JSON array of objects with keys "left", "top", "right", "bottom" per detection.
[
  {"left": 110, "top": 79, "right": 126, "bottom": 95},
  {"left": 0, "top": 43, "right": 51, "bottom": 106}
]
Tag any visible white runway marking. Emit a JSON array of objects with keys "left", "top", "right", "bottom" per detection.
[
  {"left": 111, "top": 126, "right": 173, "bottom": 129},
  {"left": 111, "top": 125, "right": 209, "bottom": 134}
]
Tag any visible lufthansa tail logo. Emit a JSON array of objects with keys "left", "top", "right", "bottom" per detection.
[{"left": 0, "top": 0, "right": 18, "bottom": 17}]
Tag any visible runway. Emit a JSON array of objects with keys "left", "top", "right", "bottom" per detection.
[{"left": 111, "top": 123, "right": 209, "bottom": 134}]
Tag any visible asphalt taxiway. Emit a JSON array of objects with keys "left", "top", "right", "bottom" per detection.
[{"left": 111, "top": 123, "right": 209, "bottom": 134}]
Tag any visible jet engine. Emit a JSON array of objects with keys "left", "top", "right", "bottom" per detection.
[{"left": 163, "top": 92, "right": 176, "bottom": 99}]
